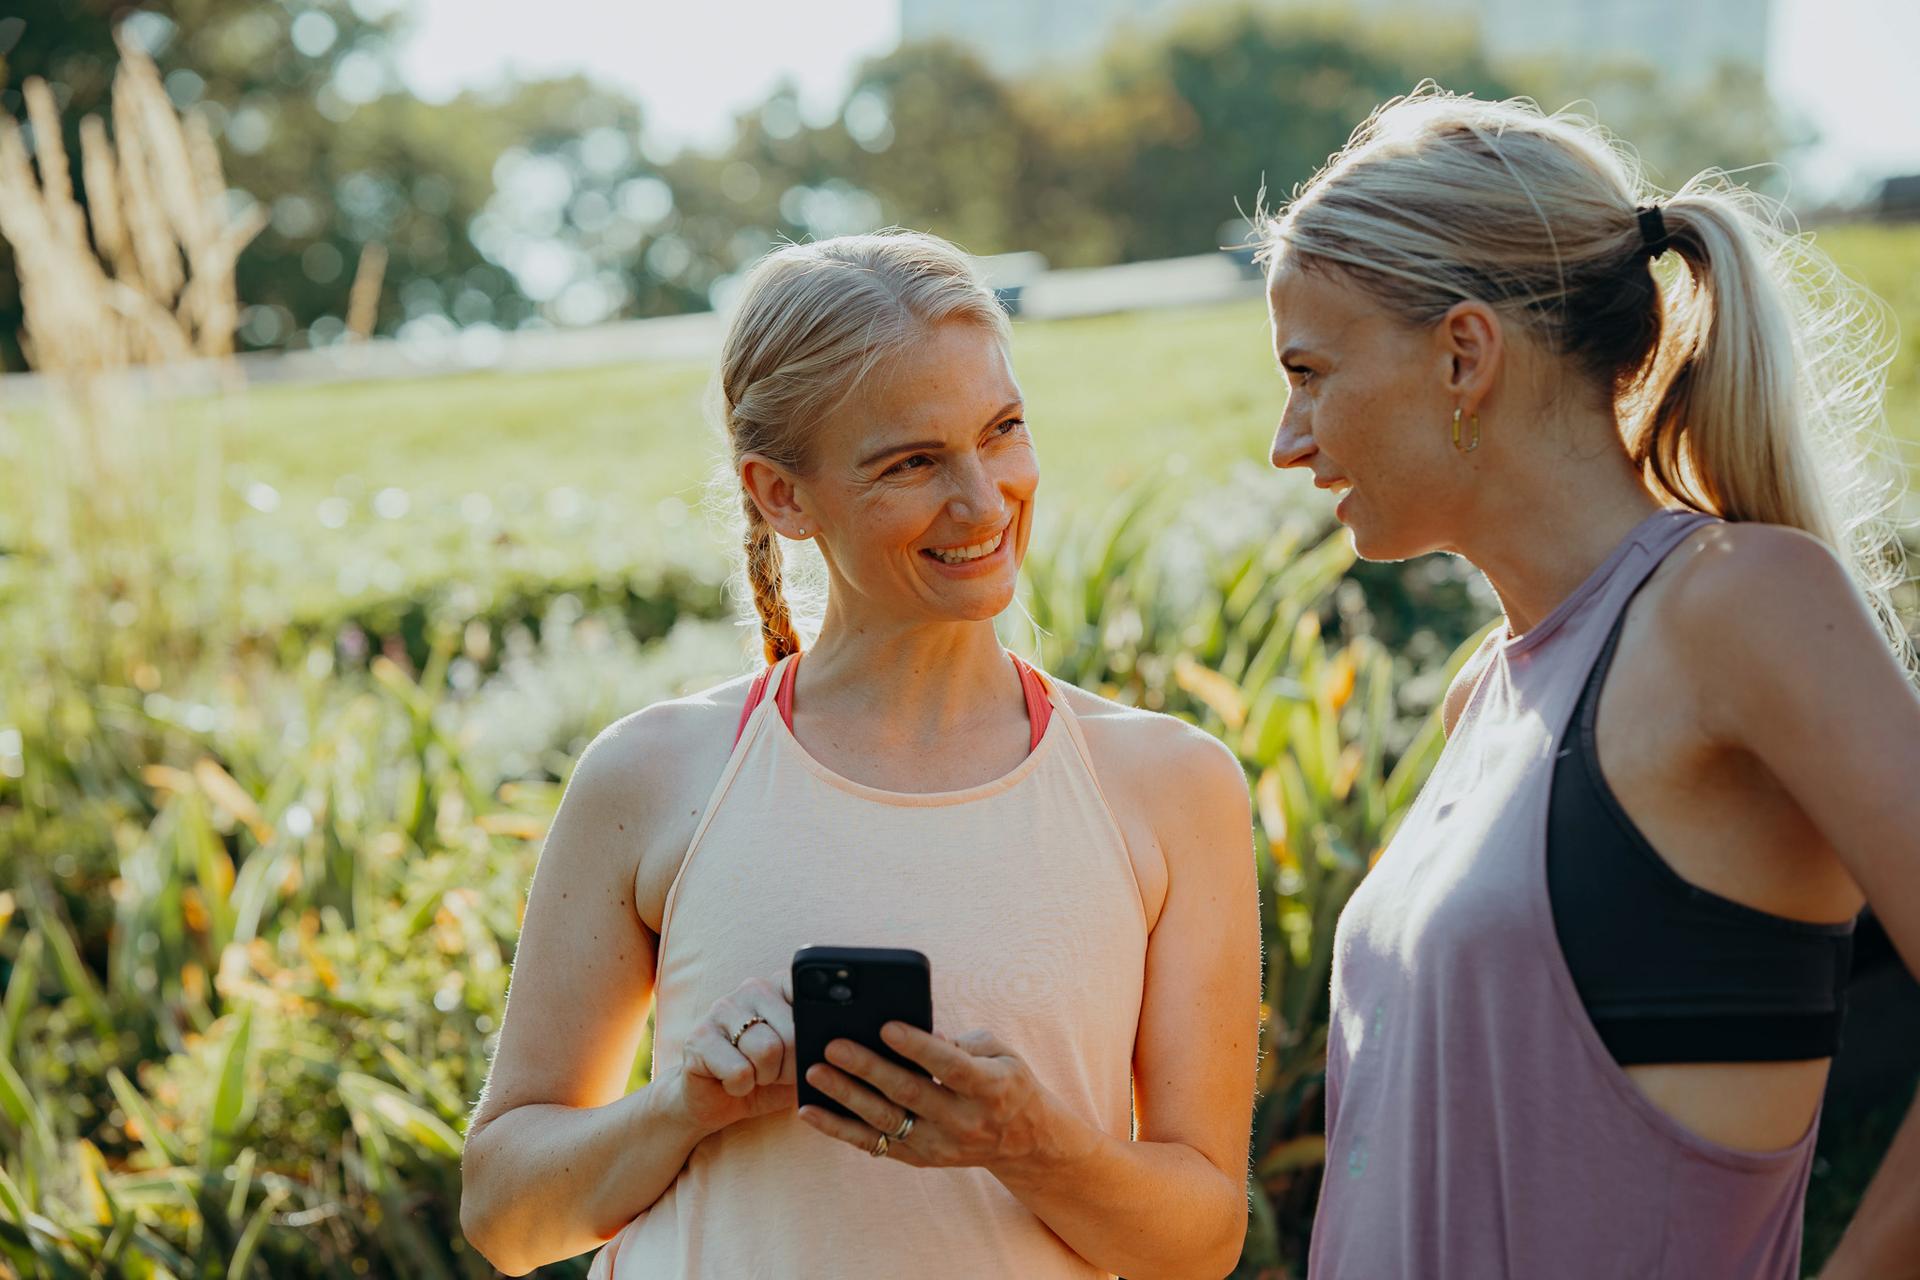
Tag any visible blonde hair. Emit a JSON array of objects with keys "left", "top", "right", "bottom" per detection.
[
  {"left": 717, "top": 230, "right": 1011, "bottom": 664},
  {"left": 1259, "top": 84, "right": 1914, "bottom": 671}
]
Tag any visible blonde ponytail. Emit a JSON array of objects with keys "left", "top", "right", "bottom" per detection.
[
  {"left": 1260, "top": 85, "right": 1913, "bottom": 672},
  {"left": 1631, "top": 185, "right": 1909, "bottom": 668}
]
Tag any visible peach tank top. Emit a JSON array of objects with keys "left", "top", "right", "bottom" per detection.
[{"left": 588, "top": 653, "right": 1150, "bottom": 1279}]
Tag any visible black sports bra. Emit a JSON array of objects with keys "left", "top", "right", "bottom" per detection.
[{"left": 1546, "top": 595, "right": 1857, "bottom": 1066}]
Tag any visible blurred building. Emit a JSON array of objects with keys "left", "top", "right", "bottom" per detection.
[
  {"left": 898, "top": 0, "right": 1200, "bottom": 76},
  {"left": 898, "top": 0, "right": 1774, "bottom": 83}
]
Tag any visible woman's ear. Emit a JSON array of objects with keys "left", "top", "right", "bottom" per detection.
[
  {"left": 1438, "top": 300, "right": 1503, "bottom": 415},
  {"left": 740, "top": 454, "right": 810, "bottom": 539}
]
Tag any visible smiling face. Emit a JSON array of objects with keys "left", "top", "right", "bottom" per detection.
[
  {"left": 787, "top": 318, "right": 1038, "bottom": 626},
  {"left": 1266, "top": 254, "right": 1478, "bottom": 561}
]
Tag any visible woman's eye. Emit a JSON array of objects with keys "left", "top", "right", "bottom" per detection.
[
  {"left": 887, "top": 454, "right": 934, "bottom": 476},
  {"left": 1285, "top": 365, "right": 1314, "bottom": 385},
  {"left": 995, "top": 417, "right": 1026, "bottom": 437}
]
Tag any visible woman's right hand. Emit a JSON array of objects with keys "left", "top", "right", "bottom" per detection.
[{"left": 670, "top": 973, "right": 798, "bottom": 1137}]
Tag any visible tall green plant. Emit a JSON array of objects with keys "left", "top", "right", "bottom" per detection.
[{"left": 1018, "top": 492, "right": 1490, "bottom": 1273}]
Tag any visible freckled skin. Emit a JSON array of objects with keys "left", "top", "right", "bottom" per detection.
[{"left": 749, "top": 319, "right": 1039, "bottom": 632}]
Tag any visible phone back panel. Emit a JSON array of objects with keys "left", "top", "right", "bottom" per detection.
[{"left": 792, "top": 946, "right": 933, "bottom": 1121}]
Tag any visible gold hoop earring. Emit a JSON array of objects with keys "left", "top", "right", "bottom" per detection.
[{"left": 1451, "top": 407, "right": 1481, "bottom": 454}]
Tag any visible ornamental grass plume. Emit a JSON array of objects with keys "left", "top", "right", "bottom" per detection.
[{"left": 0, "top": 30, "right": 266, "bottom": 677}]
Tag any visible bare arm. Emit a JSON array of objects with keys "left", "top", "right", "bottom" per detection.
[
  {"left": 1671, "top": 527, "right": 1920, "bottom": 1280},
  {"left": 457, "top": 714, "right": 682, "bottom": 1273},
  {"left": 994, "top": 722, "right": 1261, "bottom": 1279}
]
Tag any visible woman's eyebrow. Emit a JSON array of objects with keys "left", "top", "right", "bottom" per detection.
[
  {"left": 855, "top": 401, "right": 1023, "bottom": 469},
  {"left": 857, "top": 438, "right": 944, "bottom": 469}
]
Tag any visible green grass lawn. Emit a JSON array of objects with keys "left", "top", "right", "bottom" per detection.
[
  {"left": 4, "top": 222, "right": 1915, "bottom": 599},
  {"left": 214, "top": 296, "right": 1285, "bottom": 522},
  {"left": 216, "top": 222, "right": 1920, "bottom": 525}
]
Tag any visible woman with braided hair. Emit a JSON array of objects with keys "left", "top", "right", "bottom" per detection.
[
  {"left": 458, "top": 229, "right": 1262, "bottom": 1278},
  {"left": 1256, "top": 88, "right": 1920, "bottom": 1277}
]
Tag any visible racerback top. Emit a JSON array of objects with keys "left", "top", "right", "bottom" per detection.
[
  {"left": 588, "top": 653, "right": 1149, "bottom": 1279},
  {"left": 1308, "top": 507, "right": 1831, "bottom": 1279}
]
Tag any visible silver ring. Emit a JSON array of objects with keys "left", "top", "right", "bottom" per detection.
[
  {"left": 889, "top": 1112, "right": 915, "bottom": 1143},
  {"left": 726, "top": 1015, "right": 769, "bottom": 1049},
  {"left": 868, "top": 1132, "right": 889, "bottom": 1158}
]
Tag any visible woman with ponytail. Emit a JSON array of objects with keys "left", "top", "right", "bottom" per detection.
[
  {"left": 458, "top": 230, "right": 1260, "bottom": 1279},
  {"left": 1257, "top": 87, "right": 1920, "bottom": 1278}
]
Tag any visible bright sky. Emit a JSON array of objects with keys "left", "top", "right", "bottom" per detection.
[{"left": 391, "top": 0, "right": 1920, "bottom": 200}]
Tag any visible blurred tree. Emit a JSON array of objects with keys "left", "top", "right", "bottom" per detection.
[
  {"left": 1076, "top": 7, "right": 1515, "bottom": 261},
  {"left": 1503, "top": 55, "right": 1812, "bottom": 195},
  {"left": 0, "top": 0, "right": 1814, "bottom": 361},
  {"left": 0, "top": 0, "right": 535, "bottom": 360}
]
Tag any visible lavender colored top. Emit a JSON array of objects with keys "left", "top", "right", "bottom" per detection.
[{"left": 1308, "top": 509, "right": 1825, "bottom": 1280}]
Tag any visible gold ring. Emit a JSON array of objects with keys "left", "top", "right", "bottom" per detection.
[
  {"left": 868, "top": 1132, "right": 889, "bottom": 1158},
  {"left": 889, "top": 1112, "right": 915, "bottom": 1142},
  {"left": 726, "top": 1015, "right": 769, "bottom": 1049}
]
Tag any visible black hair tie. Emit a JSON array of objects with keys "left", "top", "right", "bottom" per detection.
[{"left": 1636, "top": 204, "right": 1671, "bottom": 258}]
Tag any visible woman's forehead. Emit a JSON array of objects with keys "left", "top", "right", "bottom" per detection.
[
  {"left": 854, "top": 327, "right": 1017, "bottom": 420},
  {"left": 1268, "top": 262, "right": 1380, "bottom": 350}
]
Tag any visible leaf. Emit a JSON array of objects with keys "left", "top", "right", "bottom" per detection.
[
  {"left": 1256, "top": 1132, "right": 1328, "bottom": 1177},
  {"left": 191, "top": 756, "right": 274, "bottom": 845},
  {"left": 338, "top": 1072, "right": 463, "bottom": 1160},
  {"left": 203, "top": 1005, "right": 254, "bottom": 1169},
  {"left": 224, "top": 1183, "right": 282, "bottom": 1280},
  {"left": 27, "top": 896, "right": 114, "bottom": 1040},
  {"left": 1173, "top": 654, "right": 1247, "bottom": 730},
  {"left": 0, "top": 1045, "right": 58, "bottom": 1160},
  {"left": 474, "top": 813, "right": 547, "bottom": 840},
  {"left": 108, "top": 1068, "right": 181, "bottom": 1166},
  {"left": 1254, "top": 768, "right": 1294, "bottom": 869},
  {"left": 0, "top": 928, "right": 42, "bottom": 1063},
  {"left": 75, "top": 1140, "right": 113, "bottom": 1226}
]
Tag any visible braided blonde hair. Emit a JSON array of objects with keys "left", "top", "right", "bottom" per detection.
[{"left": 719, "top": 230, "right": 1011, "bottom": 664}]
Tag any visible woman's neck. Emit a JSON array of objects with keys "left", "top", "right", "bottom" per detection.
[
  {"left": 796, "top": 612, "right": 1023, "bottom": 740},
  {"left": 1453, "top": 408, "right": 1669, "bottom": 640}
]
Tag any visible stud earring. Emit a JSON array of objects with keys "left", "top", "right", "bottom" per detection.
[{"left": 1451, "top": 406, "right": 1481, "bottom": 454}]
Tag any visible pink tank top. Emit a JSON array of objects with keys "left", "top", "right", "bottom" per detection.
[
  {"left": 589, "top": 653, "right": 1148, "bottom": 1279},
  {"left": 1309, "top": 508, "right": 1825, "bottom": 1278}
]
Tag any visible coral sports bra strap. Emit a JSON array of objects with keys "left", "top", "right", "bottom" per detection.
[
  {"left": 1010, "top": 653, "right": 1053, "bottom": 754},
  {"left": 732, "top": 665, "right": 776, "bottom": 748},
  {"left": 733, "top": 651, "right": 1052, "bottom": 753}
]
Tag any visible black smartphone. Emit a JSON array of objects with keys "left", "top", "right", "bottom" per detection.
[{"left": 792, "top": 946, "right": 934, "bottom": 1121}]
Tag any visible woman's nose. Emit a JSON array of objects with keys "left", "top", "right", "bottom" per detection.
[
  {"left": 1271, "top": 418, "right": 1315, "bottom": 470},
  {"left": 948, "top": 458, "right": 1004, "bottom": 524}
]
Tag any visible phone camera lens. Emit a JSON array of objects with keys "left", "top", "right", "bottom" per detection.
[{"left": 827, "top": 983, "right": 854, "bottom": 1003}]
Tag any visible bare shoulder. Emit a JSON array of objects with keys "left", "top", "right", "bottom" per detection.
[
  {"left": 1648, "top": 520, "right": 1868, "bottom": 674},
  {"left": 553, "top": 670, "right": 763, "bottom": 925},
  {"left": 1053, "top": 679, "right": 1252, "bottom": 934},
  {"left": 1055, "top": 679, "right": 1247, "bottom": 800},
  {"left": 1645, "top": 519, "right": 1888, "bottom": 737},
  {"left": 567, "top": 670, "right": 761, "bottom": 818},
  {"left": 1655, "top": 520, "right": 1858, "bottom": 624}
]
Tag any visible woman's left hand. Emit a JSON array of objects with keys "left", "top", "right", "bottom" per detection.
[{"left": 798, "top": 1022, "right": 1057, "bottom": 1171}]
